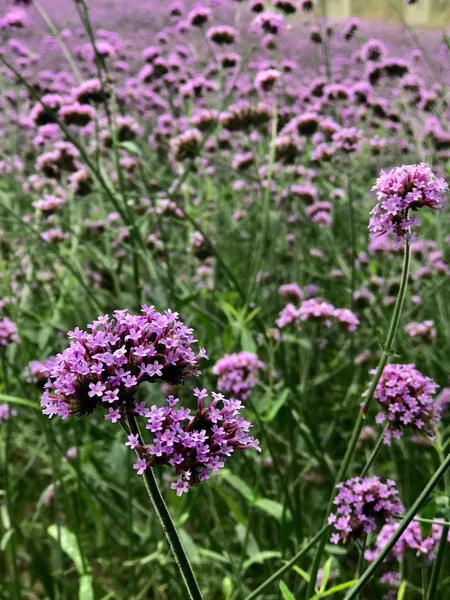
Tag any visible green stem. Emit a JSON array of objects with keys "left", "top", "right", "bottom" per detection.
[
  {"left": 344, "top": 452, "right": 450, "bottom": 600},
  {"left": 243, "top": 525, "right": 328, "bottom": 600},
  {"left": 32, "top": 1, "right": 83, "bottom": 82},
  {"left": 360, "top": 426, "right": 387, "bottom": 478},
  {"left": 125, "top": 413, "right": 203, "bottom": 600},
  {"left": 426, "top": 523, "right": 449, "bottom": 600},
  {"left": 305, "top": 241, "right": 411, "bottom": 599}
]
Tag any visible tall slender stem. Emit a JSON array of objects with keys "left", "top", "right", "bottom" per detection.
[
  {"left": 426, "top": 523, "right": 449, "bottom": 600},
  {"left": 360, "top": 426, "right": 387, "bottom": 478},
  {"left": 125, "top": 413, "right": 203, "bottom": 600},
  {"left": 344, "top": 452, "right": 450, "bottom": 600},
  {"left": 305, "top": 241, "right": 411, "bottom": 598},
  {"left": 243, "top": 525, "right": 328, "bottom": 600}
]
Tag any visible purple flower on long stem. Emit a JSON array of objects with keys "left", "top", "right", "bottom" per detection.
[
  {"left": 41, "top": 306, "right": 207, "bottom": 420},
  {"left": 369, "top": 164, "right": 447, "bottom": 240},
  {"left": 128, "top": 389, "right": 260, "bottom": 494},
  {"left": 370, "top": 363, "right": 440, "bottom": 444},
  {"left": 328, "top": 477, "right": 403, "bottom": 544}
]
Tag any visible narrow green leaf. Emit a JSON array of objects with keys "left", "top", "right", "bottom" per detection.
[
  {"left": 243, "top": 551, "right": 281, "bottom": 572},
  {"left": 263, "top": 389, "right": 290, "bottom": 423},
  {"left": 0, "top": 393, "right": 39, "bottom": 410},
  {"left": 253, "top": 498, "right": 288, "bottom": 522},
  {"left": 397, "top": 580, "right": 407, "bottom": 600},
  {"left": 310, "top": 580, "right": 358, "bottom": 599},
  {"left": 292, "top": 565, "right": 311, "bottom": 582},
  {"left": 220, "top": 470, "right": 256, "bottom": 503},
  {"left": 320, "top": 558, "right": 333, "bottom": 592},
  {"left": 48, "top": 525, "right": 85, "bottom": 574},
  {"left": 48, "top": 525, "right": 93, "bottom": 600},
  {"left": 279, "top": 581, "right": 296, "bottom": 600}
]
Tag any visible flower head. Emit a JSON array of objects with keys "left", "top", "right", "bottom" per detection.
[
  {"left": 41, "top": 306, "right": 207, "bottom": 420},
  {"left": 329, "top": 476, "right": 403, "bottom": 544},
  {"left": 371, "top": 363, "right": 440, "bottom": 444},
  {"left": 365, "top": 520, "right": 450, "bottom": 563},
  {"left": 129, "top": 390, "right": 260, "bottom": 493},
  {"left": 213, "top": 352, "right": 264, "bottom": 400},
  {"left": 369, "top": 164, "right": 447, "bottom": 240},
  {"left": 0, "top": 317, "right": 20, "bottom": 346}
]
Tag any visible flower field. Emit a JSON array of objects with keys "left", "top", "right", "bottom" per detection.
[{"left": 0, "top": 1, "right": 450, "bottom": 599}]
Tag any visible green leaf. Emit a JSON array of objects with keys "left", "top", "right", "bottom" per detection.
[
  {"left": 319, "top": 558, "right": 333, "bottom": 593},
  {"left": 243, "top": 551, "right": 281, "bottom": 572},
  {"left": 0, "top": 393, "right": 39, "bottom": 410},
  {"left": 48, "top": 525, "right": 93, "bottom": 600},
  {"left": 222, "top": 577, "right": 233, "bottom": 600},
  {"left": 241, "top": 328, "right": 257, "bottom": 353},
  {"left": 292, "top": 565, "right": 310, "bottom": 582},
  {"left": 310, "top": 580, "right": 358, "bottom": 599},
  {"left": 397, "top": 580, "right": 408, "bottom": 600},
  {"left": 253, "top": 498, "right": 288, "bottom": 522},
  {"left": 263, "top": 389, "right": 290, "bottom": 423},
  {"left": 279, "top": 581, "right": 296, "bottom": 600},
  {"left": 220, "top": 470, "right": 256, "bottom": 503},
  {"left": 119, "top": 141, "right": 141, "bottom": 156}
]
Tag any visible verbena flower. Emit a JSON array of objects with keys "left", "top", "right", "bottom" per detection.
[
  {"left": 41, "top": 306, "right": 207, "bottom": 419},
  {"left": 365, "top": 521, "right": 450, "bottom": 563},
  {"left": 328, "top": 476, "right": 403, "bottom": 544},
  {"left": 129, "top": 389, "right": 260, "bottom": 494},
  {"left": 404, "top": 320, "right": 436, "bottom": 342},
  {"left": 0, "top": 404, "right": 17, "bottom": 424},
  {"left": 369, "top": 164, "right": 448, "bottom": 240},
  {"left": 213, "top": 352, "right": 264, "bottom": 400},
  {"left": 371, "top": 363, "right": 440, "bottom": 444},
  {"left": 0, "top": 317, "right": 20, "bottom": 346}
]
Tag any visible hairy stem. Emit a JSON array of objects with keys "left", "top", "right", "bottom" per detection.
[
  {"left": 125, "top": 412, "right": 203, "bottom": 600},
  {"left": 305, "top": 241, "right": 411, "bottom": 598}
]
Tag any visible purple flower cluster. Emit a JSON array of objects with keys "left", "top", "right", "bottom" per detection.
[
  {"left": 371, "top": 364, "right": 440, "bottom": 444},
  {"left": 129, "top": 388, "right": 260, "bottom": 495},
  {"left": 365, "top": 521, "right": 450, "bottom": 563},
  {"left": 0, "top": 317, "right": 20, "bottom": 346},
  {"left": 404, "top": 320, "right": 436, "bottom": 342},
  {"left": 276, "top": 299, "right": 359, "bottom": 332},
  {"left": 24, "top": 357, "right": 57, "bottom": 385},
  {"left": 329, "top": 476, "right": 403, "bottom": 544},
  {"left": 212, "top": 351, "right": 264, "bottom": 400},
  {"left": 0, "top": 404, "right": 17, "bottom": 424},
  {"left": 41, "top": 306, "right": 207, "bottom": 419},
  {"left": 369, "top": 164, "right": 448, "bottom": 240}
]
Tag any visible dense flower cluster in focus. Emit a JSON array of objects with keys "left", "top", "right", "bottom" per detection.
[
  {"left": 41, "top": 306, "right": 207, "bottom": 419},
  {"left": 329, "top": 476, "right": 403, "bottom": 544},
  {"left": 371, "top": 363, "right": 440, "bottom": 444},
  {"left": 129, "top": 388, "right": 260, "bottom": 495},
  {"left": 212, "top": 351, "right": 264, "bottom": 400},
  {"left": 369, "top": 164, "right": 447, "bottom": 240}
]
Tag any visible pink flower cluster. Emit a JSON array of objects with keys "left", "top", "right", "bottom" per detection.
[
  {"left": 365, "top": 521, "right": 450, "bottom": 563},
  {"left": 276, "top": 299, "right": 360, "bottom": 332},
  {"left": 129, "top": 389, "right": 260, "bottom": 495},
  {"left": 369, "top": 164, "right": 448, "bottom": 240},
  {"left": 404, "top": 320, "right": 436, "bottom": 342},
  {"left": 41, "top": 306, "right": 207, "bottom": 419},
  {"left": 371, "top": 364, "right": 440, "bottom": 445},
  {"left": 329, "top": 476, "right": 403, "bottom": 544},
  {"left": 212, "top": 351, "right": 265, "bottom": 400},
  {"left": 0, "top": 317, "right": 20, "bottom": 346},
  {"left": 0, "top": 404, "right": 17, "bottom": 424}
]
